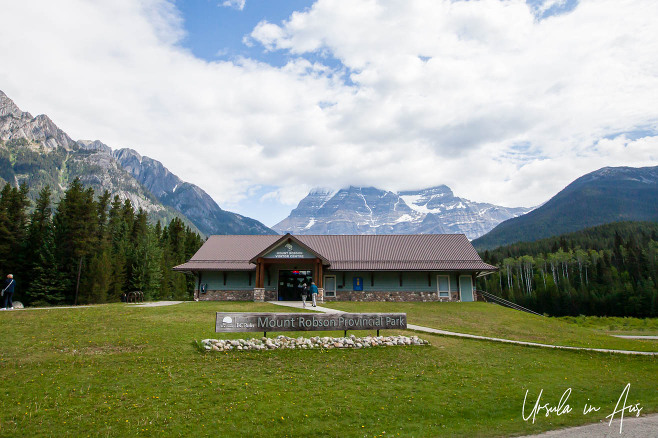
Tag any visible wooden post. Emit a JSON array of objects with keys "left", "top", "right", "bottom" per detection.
[
  {"left": 318, "top": 262, "right": 323, "bottom": 288},
  {"left": 257, "top": 258, "right": 267, "bottom": 289},
  {"left": 196, "top": 271, "right": 201, "bottom": 300}
]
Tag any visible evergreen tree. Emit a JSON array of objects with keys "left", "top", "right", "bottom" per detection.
[
  {"left": 53, "top": 178, "right": 99, "bottom": 303},
  {"left": 131, "top": 225, "right": 162, "bottom": 299},
  {"left": 0, "top": 183, "right": 30, "bottom": 276}
]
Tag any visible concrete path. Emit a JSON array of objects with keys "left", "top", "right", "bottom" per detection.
[
  {"left": 269, "top": 301, "right": 344, "bottom": 313},
  {"left": 519, "top": 413, "right": 658, "bottom": 437},
  {"left": 131, "top": 301, "right": 184, "bottom": 307},
  {"left": 613, "top": 335, "right": 658, "bottom": 340},
  {"left": 12, "top": 301, "right": 186, "bottom": 311},
  {"left": 15, "top": 305, "right": 98, "bottom": 310},
  {"left": 269, "top": 301, "right": 658, "bottom": 356}
]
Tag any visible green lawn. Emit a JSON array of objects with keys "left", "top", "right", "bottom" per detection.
[
  {"left": 321, "top": 301, "right": 658, "bottom": 352},
  {"left": 558, "top": 315, "right": 658, "bottom": 336},
  {"left": 0, "top": 302, "right": 655, "bottom": 437}
]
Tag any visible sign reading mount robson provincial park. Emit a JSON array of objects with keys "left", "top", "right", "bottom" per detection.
[{"left": 215, "top": 313, "right": 407, "bottom": 333}]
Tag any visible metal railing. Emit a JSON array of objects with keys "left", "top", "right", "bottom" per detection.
[
  {"left": 476, "top": 289, "right": 544, "bottom": 316},
  {"left": 126, "top": 291, "right": 144, "bottom": 304}
]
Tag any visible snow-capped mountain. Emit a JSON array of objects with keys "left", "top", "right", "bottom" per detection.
[{"left": 273, "top": 185, "right": 531, "bottom": 239}]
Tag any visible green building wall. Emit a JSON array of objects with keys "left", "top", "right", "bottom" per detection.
[
  {"left": 199, "top": 271, "right": 253, "bottom": 291},
  {"left": 327, "top": 271, "right": 459, "bottom": 293},
  {"left": 198, "top": 269, "right": 471, "bottom": 301}
]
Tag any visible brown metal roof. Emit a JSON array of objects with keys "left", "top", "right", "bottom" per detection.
[
  {"left": 174, "top": 234, "right": 496, "bottom": 273},
  {"left": 173, "top": 261, "right": 255, "bottom": 271},
  {"left": 328, "top": 261, "right": 496, "bottom": 271}
]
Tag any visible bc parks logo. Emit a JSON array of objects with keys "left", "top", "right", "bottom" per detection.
[{"left": 220, "top": 315, "right": 255, "bottom": 329}]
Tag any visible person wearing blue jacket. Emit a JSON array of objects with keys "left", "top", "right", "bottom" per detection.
[
  {"left": 1, "top": 274, "right": 15, "bottom": 310},
  {"left": 310, "top": 281, "right": 319, "bottom": 307}
]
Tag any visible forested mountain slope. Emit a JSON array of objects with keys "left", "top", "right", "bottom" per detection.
[{"left": 473, "top": 166, "right": 658, "bottom": 250}]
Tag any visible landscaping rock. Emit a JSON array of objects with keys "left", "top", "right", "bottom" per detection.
[{"left": 199, "top": 335, "right": 429, "bottom": 352}]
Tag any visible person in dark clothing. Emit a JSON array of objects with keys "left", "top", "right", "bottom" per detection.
[
  {"left": 1, "top": 274, "right": 15, "bottom": 310},
  {"left": 310, "top": 281, "right": 319, "bottom": 307},
  {"left": 301, "top": 283, "right": 309, "bottom": 308}
]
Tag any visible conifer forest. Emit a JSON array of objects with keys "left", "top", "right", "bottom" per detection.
[
  {"left": 0, "top": 178, "right": 202, "bottom": 306},
  {"left": 478, "top": 222, "right": 658, "bottom": 317}
]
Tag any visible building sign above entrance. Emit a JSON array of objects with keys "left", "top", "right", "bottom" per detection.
[
  {"left": 273, "top": 250, "right": 305, "bottom": 258},
  {"left": 216, "top": 312, "right": 407, "bottom": 333},
  {"left": 264, "top": 241, "right": 313, "bottom": 259}
]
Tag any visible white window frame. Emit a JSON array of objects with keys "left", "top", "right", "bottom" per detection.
[
  {"left": 324, "top": 275, "right": 337, "bottom": 297},
  {"left": 437, "top": 275, "right": 450, "bottom": 298}
]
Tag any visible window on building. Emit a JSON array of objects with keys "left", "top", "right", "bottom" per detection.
[{"left": 437, "top": 275, "right": 450, "bottom": 297}]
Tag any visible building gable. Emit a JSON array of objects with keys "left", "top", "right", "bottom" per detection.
[{"left": 262, "top": 240, "right": 315, "bottom": 259}]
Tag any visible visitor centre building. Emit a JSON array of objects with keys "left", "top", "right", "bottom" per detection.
[{"left": 174, "top": 233, "right": 497, "bottom": 302}]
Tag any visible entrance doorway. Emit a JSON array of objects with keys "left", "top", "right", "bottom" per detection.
[
  {"left": 459, "top": 275, "right": 473, "bottom": 302},
  {"left": 278, "top": 270, "right": 312, "bottom": 301}
]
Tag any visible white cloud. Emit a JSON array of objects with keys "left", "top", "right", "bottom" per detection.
[
  {"left": 221, "top": 0, "right": 246, "bottom": 11},
  {"left": 531, "top": 0, "right": 569, "bottom": 15},
  {"left": 1, "top": 0, "right": 657, "bottom": 226}
]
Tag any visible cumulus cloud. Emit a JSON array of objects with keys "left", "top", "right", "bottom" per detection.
[
  {"left": 221, "top": 0, "right": 246, "bottom": 11},
  {"left": 1, "top": 0, "right": 657, "bottom": 226}
]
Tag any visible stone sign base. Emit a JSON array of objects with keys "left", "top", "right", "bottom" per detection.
[{"left": 253, "top": 288, "right": 265, "bottom": 302}]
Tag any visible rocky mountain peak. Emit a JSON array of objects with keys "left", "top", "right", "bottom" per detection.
[
  {"left": 113, "top": 148, "right": 180, "bottom": 198},
  {"left": 113, "top": 147, "right": 275, "bottom": 235},
  {"left": 0, "top": 90, "right": 31, "bottom": 118},
  {"left": 77, "top": 139, "right": 112, "bottom": 153},
  {"left": 113, "top": 147, "right": 142, "bottom": 163},
  {"left": 0, "top": 90, "right": 75, "bottom": 151},
  {"left": 0, "top": 90, "right": 275, "bottom": 237},
  {"left": 274, "top": 185, "right": 531, "bottom": 239},
  {"left": 399, "top": 185, "right": 453, "bottom": 197}
]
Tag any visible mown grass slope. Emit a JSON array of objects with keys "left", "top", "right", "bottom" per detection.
[
  {"left": 322, "top": 301, "right": 658, "bottom": 352},
  {"left": 0, "top": 302, "right": 655, "bottom": 437}
]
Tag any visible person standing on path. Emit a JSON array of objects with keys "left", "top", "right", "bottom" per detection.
[
  {"left": 1, "top": 274, "right": 15, "bottom": 310},
  {"left": 310, "top": 281, "right": 318, "bottom": 307},
  {"left": 301, "top": 283, "right": 309, "bottom": 308}
]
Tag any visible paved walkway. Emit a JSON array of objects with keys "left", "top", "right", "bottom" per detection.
[
  {"left": 269, "top": 301, "right": 658, "bottom": 356},
  {"left": 613, "top": 335, "right": 658, "bottom": 340},
  {"left": 15, "top": 305, "right": 98, "bottom": 310},
  {"left": 269, "top": 300, "right": 344, "bottom": 313},
  {"left": 519, "top": 413, "right": 658, "bottom": 437},
  {"left": 131, "top": 301, "right": 184, "bottom": 307},
  {"left": 13, "top": 301, "right": 186, "bottom": 311}
]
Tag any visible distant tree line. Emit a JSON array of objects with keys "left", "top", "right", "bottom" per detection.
[
  {"left": 0, "top": 178, "right": 202, "bottom": 306},
  {"left": 478, "top": 222, "right": 658, "bottom": 317}
]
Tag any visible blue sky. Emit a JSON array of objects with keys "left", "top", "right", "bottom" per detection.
[
  {"left": 178, "top": 0, "right": 580, "bottom": 61},
  {"left": 1, "top": 0, "right": 656, "bottom": 228},
  {"left": 176, "top": 0, "right": 314, "bottom": 64}
]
